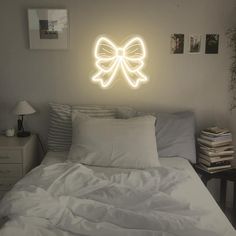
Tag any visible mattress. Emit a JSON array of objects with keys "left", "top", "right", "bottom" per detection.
[
  {"left": 0, "top": 152, "right": 235, "bottom": 236},
  {"left": 41, "top": 151, "right": 235, "bottom": 235}
]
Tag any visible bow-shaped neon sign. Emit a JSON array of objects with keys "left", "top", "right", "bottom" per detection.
[{"left": 91, "top": 36, "right": 148, "bottom": 89}]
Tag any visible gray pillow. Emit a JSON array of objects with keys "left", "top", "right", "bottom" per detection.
[
  {"left": 119, "top": 109, "right": 196, "bottom": 163},
  {"left": 155, "top": 112, "right": 196, "bottom": 163}
]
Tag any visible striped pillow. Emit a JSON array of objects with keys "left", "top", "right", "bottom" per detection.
[
  {"left": 72, "top": 105, "right": 117, "bottom": 118},
  {"left": 48, "top": 103, "right": 72, "bottom": 151},
  {"left": 48, "top": 103, "right": 117, "bottom": 151}
]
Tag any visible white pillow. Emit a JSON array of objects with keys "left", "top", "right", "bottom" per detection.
[{"left": 68, "top": 111, "right": 160, "bottom": 169}]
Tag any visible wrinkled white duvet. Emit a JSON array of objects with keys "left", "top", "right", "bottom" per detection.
[{"left": 0, "top": 162, "right": 224, "bottom": 236}]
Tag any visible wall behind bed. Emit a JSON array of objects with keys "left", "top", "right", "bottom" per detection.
[{"left": 0, "top": 0, "right": 236, "bottom": 146}]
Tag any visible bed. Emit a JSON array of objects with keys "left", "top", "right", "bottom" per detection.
[{"left": 0, "top": 104, "right": 235, "bottom": 236}]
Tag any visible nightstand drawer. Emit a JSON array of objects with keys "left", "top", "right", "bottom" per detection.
[
  {"left": 0, "top": 178, "right": 18, "bottom": 191},
  {"left": 0, "top": 164, "right": 22, "bottom": 178},
  {"left": 0, "top": 150, "right": 22, "bottom": 164}
]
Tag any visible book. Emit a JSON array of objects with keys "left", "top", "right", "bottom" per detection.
[
  {"left": 199, "top": 143, "right": 234, "bottom": 152},
  {"left": 201, "top": 130, "right": 231, "bottom": 138},
  {"left": 197, "top": 138, "right": 232, "bottom": 148},
  {"left": 203, "top": 127, "right": 229, "bottom": 135},
  {"left": 199, "top": 153, "right": 234, "bottom": 162},
  {"left": 199, "top": 148, "right": 234, "bottom": 157},
  {"left": 198, "top": 163, "right": 231, "bottom": 171},
  {"left": 198, "top": 158, "right": 231, "bottom": 167},
  {"left": 195, "top": 164, "right": 233, "bottom": 174},
  {"left": 200, "top": 134, "right": 232, "bottom": 142}
]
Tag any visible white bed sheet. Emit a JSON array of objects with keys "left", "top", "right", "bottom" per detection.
[
  {"left": 41, "top": 151, "right": 235, "bottom": 235},
  {"left": 0, "top": 151, "right": 235, "bottom": 236}
]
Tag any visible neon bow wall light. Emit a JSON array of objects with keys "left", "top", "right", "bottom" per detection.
[{"left": 91, "top": 36, "right": 148, "bottom": 89}]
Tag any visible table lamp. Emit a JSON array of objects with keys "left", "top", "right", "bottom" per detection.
[{"left": 12, "top": 100, "right": 36, "bottom": 137}]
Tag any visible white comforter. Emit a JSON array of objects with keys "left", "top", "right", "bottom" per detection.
[{"left": 0, "top": 162, "right": 223, "bottom": 236}]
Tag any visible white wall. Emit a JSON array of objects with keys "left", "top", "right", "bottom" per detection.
[{"left": 0, "top": 0, "right": 236, "bottom": 204}]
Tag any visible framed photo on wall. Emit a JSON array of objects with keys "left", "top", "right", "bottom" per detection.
[
  {"left": 205, "top": 34, "right": 219, "bottom": 54},
  {"left": 28, "top": 9, "right": 68, "bottom": 49},
  {"left": 170, "top": 34, "right": 184, "bottom": 54},
  {"left": 189, "top": 35, "right": 201, "bottom": 53}
]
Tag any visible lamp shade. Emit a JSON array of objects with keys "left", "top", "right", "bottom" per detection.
[{"left": 12, "top": 100, "right": 36, "bottom": 115}]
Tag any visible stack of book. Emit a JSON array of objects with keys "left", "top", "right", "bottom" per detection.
[{"left": 197, "top": 127, "right": 234, "bottom": 173}]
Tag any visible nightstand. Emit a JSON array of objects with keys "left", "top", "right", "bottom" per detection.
[
  {"left": 0, "top": 134, "right": 38, "bottom": 199},
  {"left": 194, "top": 165, "right": 236, "bottom": 226}
]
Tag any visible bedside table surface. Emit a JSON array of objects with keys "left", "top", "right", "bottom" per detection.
[
  {"left": 194, "top": 165, "right": 236, "bottom": 180},
  {"left": 0, "top": 135, "right": 35, "bottom": 148}
]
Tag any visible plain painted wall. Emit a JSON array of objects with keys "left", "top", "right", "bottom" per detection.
[
  {"left": 0, "top": 0, "right": 236, "bottom": 205},
  {"left": 0, "top": 0, "right": 235, "bottom": 140}
]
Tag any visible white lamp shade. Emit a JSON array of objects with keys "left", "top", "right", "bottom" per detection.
[{"left": 12, "top": 100, "right": 36, "bottom": 115}]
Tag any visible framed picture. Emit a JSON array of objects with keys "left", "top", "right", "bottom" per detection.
[
  {"left": 170, "top": 34, "right": 184, "bottom": 54},
  {"left": 205, "top": 34, "right": 219, "bottom": 54},
  {"left": 28, "top": 9, "right": 68, "bottom": 49},
  {"left": 189, "top": 35, "right": 201, "bottom": 53}
]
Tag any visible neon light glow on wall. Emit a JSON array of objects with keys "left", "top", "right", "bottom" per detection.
[{"left": 91, "top": 36, "right": 148, "bottom": 89}]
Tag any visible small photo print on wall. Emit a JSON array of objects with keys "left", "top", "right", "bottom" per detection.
[
  {"left": 170, "top": 34, "right": 184, "bottom": 54},
  {"left": 205, "top": 34, "right": 219, "bottom": 54},
  {"left": 189, "top": 35, "right": 201, "bottom": 53}
]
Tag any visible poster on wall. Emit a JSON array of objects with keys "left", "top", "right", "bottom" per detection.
[
  {"left": 205, "top": 34, "right": 219, "bottom": 54},
  {"left": 170, "top": 34, "right": 184, "bottom": 54},
  {"left": 28, "top": 9, "right": 68, "bottom": 49},
  {"left": 189, "top": 35, "right": 201, "bottom": 53}
]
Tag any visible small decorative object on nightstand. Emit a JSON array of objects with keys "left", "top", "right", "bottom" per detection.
[
  {"left": 12, "top": 100, "right": 36, "bottom": 137},
  {"left": 0, "top": 134, "right": 38, "bottom": 199}
]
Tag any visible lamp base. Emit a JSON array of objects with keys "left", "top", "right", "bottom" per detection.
[{"left": 17, "top": 131, "right": 31, "bottom": 137}]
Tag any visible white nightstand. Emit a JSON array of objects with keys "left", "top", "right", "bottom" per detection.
[{"left": 0, "top": 134, "right": 38, "bottom": 199}]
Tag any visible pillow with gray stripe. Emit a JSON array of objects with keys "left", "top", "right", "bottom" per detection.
[
  {"left": 48, "top": 103, "right": 118, "bottom": 151},
  {"left": 72, "top": 105, "right": 117, "bottom": 118},
  {"left": 48, "top": 103, "right": 72, "bottom": 151}
]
